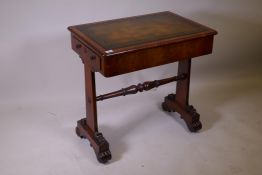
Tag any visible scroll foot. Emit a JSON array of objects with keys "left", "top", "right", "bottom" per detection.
[
  {"left": 75, "top": 126, "right": 86, "bottom": 139},
  {"left": 94, "top": 132, "right": 112, "bottom": 163},
  {"left": 185, "top": 105, "right": 202, "bottom": 132},
  {"left": 162, "top": 94, "right": 176, "bottom": 112},
  {"left": 186, "top": 120, "right": 202, "bottom": 132}
]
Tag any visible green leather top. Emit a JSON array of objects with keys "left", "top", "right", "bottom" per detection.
[{"left": 73, "top": 11, "right": 214, "bottom": 50}]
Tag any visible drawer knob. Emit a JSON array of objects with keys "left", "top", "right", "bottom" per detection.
[
  {"left": 76, "top": 44, "right": 82, "bottom": 49},
  {"left": 91, "top": 55, "right": 96, "bottom": 60}
]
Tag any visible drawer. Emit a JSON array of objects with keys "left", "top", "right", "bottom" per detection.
[
  {"left": 71, "top": 35, "right": 101, "bottom": 71},
  {"left": 71, "top": 35, "right": 83, "bottom": 56},
  {"left": 101, "top": 35, "right": 214, "bottom": 77}
]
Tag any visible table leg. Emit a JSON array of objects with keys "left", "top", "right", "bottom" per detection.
[
  {"left": 75, "top": 64, "right": 111, "bottom": 163},
  {"left": 162, "top": 58, "right": 202, "bottom": 132}
]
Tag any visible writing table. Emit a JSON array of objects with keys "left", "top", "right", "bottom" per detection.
[{"left": 68, "top": 11, "right": 217, "bottom": 163}]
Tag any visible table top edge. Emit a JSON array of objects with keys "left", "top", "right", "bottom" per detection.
[{"left": 68, "top": 11, "right": 218, "bottom": 57}]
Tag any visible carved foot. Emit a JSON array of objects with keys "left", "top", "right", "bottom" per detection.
[
  {"left": 186, "top": 121, "right": 202, "bottom": 132},
  {"left": 162, "top": 94, "right": 176, "bottom": 112},
  {"left": 93, "top": 132, "right": 112, "bottom": 163},
  {"left": 75, "top": 118, "right": 112, "bottom": 163},
  {"left": 75, "top": 126, "right": 86, "bottom": 139},
  {"left": 185, "top": 105, "right": 202, "bottom": 132},
  {"left": 96, "top": 150, "right": 112, "bottom": 163},
  {"left": 75, "top": 118, "right": 87, "bottom": 139},
  {"left": 162, "top": 102, "right": 172, "bottom": 112}
]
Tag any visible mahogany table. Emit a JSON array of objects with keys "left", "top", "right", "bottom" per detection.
[{"left": 68, "top": 11, "right": 217, "bottom": 163}]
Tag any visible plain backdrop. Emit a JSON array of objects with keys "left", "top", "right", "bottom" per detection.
[{"left": 0, "top": 0, "right": 262, "bottom": 175}]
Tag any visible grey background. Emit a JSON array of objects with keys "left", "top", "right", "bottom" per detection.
[{"left": 0, "top": 0, "right": 262, "bottom": 174}]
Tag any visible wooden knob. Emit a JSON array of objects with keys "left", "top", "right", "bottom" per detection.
[
  {"left": 76, "top": 44, "right": 82, "bottom": 49},
  {"left": 91, "top": 55, "right": 96, "bottom": 60}
]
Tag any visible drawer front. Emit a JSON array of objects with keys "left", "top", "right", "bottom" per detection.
[
  {"left": 71, "top": 35, "right": 101, "bottom": 72},
  {"left": 101, "top": 35, "right": 214, "bottom": 77}
]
